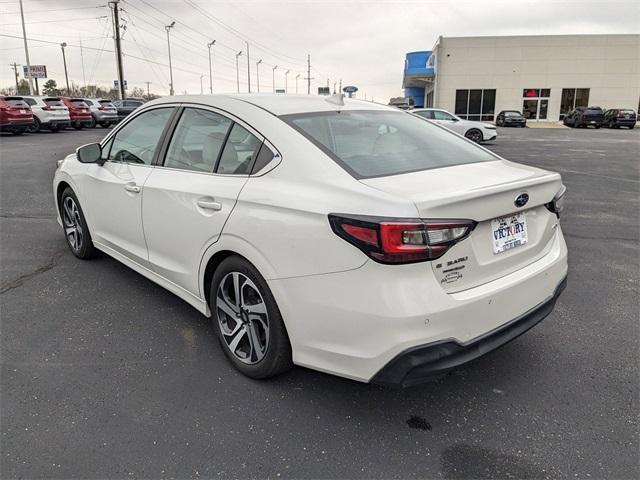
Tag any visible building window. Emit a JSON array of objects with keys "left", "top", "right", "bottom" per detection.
[
  {"left": 560, "top": 88, "right": 590, "bottom": 119},
  {"left": 454, "top": 89, "right": 496, "bottom": 121},
  {"left": 522, "top": 88, "right": 550, "bottom": 120}
]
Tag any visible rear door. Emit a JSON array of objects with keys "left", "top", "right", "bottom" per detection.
[
  {"left": 142, "top": 106, "right": 264, "bottom": 295},
  {"left": 82, "top": 106, "right": 176, "bottom": 266}
]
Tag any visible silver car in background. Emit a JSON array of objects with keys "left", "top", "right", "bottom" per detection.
[{"left": 83, "top": 99, "right": 119, "bottom": 128}]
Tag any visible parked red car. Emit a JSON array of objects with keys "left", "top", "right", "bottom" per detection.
[
  {"left": 60, "top": 97, "right": 93, "bottom": 130},
  {"left": 0, "top": 96, "right": 34, "bottom": 135}
]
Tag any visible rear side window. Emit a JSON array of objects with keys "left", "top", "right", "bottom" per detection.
[
  {"left": 163, "top": 108, "right": 232, "bottom": 173},
  {"left": 216, "top": 123, "right": 262, "bottom": 175},
  {"left": 108, "top": 108, "right": 174, "bottom": 165},
  {"left": 251, "top": 143, "right": 275, "bottom": 174},
  {"left": 413, "top": 110, "right": 432, "bottom": 120},
  {"left": 282, "top": 110, "right": 496, "bottom": 179}
]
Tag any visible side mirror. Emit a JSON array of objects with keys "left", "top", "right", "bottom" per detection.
[{"left": 76, "top": 143, "right": 103, "bottom": 165}]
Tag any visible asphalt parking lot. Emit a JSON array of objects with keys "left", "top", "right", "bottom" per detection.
[{"left": 1, "top": 125, "right": 638, "bottom": 479}]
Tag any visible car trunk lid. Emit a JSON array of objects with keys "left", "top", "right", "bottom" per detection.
[{"left": 360, "top": 160, "right": 563, "bottom": 292}]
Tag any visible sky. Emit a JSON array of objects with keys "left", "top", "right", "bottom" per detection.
[{"left": 1, "top": 0, "right": 638, "bottom": 101}]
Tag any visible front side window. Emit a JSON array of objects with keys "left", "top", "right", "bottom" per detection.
[
  {"left": 163, "top": 108, "right": 232, "bottom": 173},
  {"left": 282, "top": 110, "right": 496, "bottom": 179},
  {"left": 432, "top": 110, "right": 456, "bottom": 121},
  {"left": 216, "top": 124, "right": 262, "bottom": 175},
  {"left": 108, "top": 108, "right": 173, "bottom": 165}
]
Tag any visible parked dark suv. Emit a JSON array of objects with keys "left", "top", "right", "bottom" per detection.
[
  {"left": 563, "top": 106, "right": 604, "bottom": 128},
  {"left": 603, "top": 109, "right": 636, "bottom": 129},
  {"left": 496, "top": 110, "right": 526, "bottom": 127},
  {"left": 113, "top": 98, "right": 144, "bottom": 121}
]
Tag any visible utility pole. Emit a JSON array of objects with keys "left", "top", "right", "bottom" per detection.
[
  {"left": 79, "top": 38, "right": 87, "bottom": 88},
  {"left": 18, "top": 0, "right": 34, "bottom": 94},
  {"left": 339, "top": 79, "right": 342, "bottom": 93},
  {"left": 144, "top": 81, "right": 151, "bottom": 99},
  {"left": 200, "top": 75, "right": 204, "bottom": 94},
  {"left": 60, "top": 42, "right": 70, "bottom": 95},
  {"left": 295, "top": 73, "right": 300, "bottom": 94},
  {"left": 10, "top": 63, "right": 20, "bottom": 93},
  {"left": 235, "top": 51, "right": 242, "bottom": 93},
  {"left": 272, "top": 65, "right": 277, "bottom": 93},
  {"left": 245, "top": 41, "right": 251, "bottom": 93},
  {"left": 307, "top": 54, "right": 310, "bottom": 94},
  {"left": 109, "top": 0, "right": 125, "bottom": 100},
  {"left": 256, "top": 59, "right": 262, "bottom": 92},
  {"left": 207, "top": 40, "right": 215, "bottom": 94},
  {"left": 165, "top": 21, "right": 175, "bottom": 95},
  {"left": 333, "top": 82, "right": 336, "bottom": 94},
  {"left": 285, "top": 70, "right": 290, "bottom": 93}
]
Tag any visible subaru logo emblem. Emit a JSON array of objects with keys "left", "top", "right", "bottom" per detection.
[{"left": 514, "top": 193, "right": 529, "bottom": 208}]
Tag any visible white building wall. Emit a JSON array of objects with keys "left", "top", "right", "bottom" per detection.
[{"left": 432, "top": 34, "right": 640, "bottom": 121}]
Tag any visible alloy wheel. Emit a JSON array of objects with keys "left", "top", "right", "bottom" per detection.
[
  {"left": 216, "top": 272, "right": 270, "bottom": 364},
  {"left": 61, "top": 196, "right": 83, "bottom": 251},
  {"left": 466, "top": 130, "right": 482, "bottom": 143}
]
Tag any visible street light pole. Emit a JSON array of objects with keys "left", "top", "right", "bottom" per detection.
[
  {"left": 256, "top": 59, "right": 262, "bottom": 92},
  {"left": 245, "top": 41, "right": 251, "bottom": 93},
  {"left": 18, "top": 0, "right": 34, "bottom": 94},
  {"left": 165, "top": 21, "right": 175, "bottom": 95},
  {"left": 235, "top": 51, "right": 243, "bottom": 93},
  {"left": 272, "top": 65, "right": 277, "bottom": 93},
  {"left": 207, "top": 40, "right": 215, "bottom": 94},
  {"left": 200, "top": 75, "right": 204, "bottom": 94},
  {"left": 60, "top": 42, "right": 70, "bottom": 95},
  {"left": 285, "top": 70, "right": 290, "bottom": 93},
  {"left": 295, "top": 73, "right": 300, "bottom": 94}
]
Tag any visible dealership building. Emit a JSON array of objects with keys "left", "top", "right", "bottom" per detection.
[{"left": 402, "top": 34, "right": 640, "bottom": 122}]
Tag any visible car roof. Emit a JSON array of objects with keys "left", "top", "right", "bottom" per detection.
[{"left": 145, "top": 93, "right": 393, "bottom": 116}]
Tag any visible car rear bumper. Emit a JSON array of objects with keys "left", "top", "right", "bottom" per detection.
[
  {"left": 0, "top": 119, "right": 34, "bottom": 130},
  {"left": 612, "top": 119, "right": 636, "bottom": 127},
  {"left": 372, "top": 276, "right": 566, "bottom": 387},
  {"left": 269, "top": 226, "right": 568, "bottom": 383},
  {"left": 92, "top": 112, "right": 118, "bottom": 122},
  {"left": 43, "top": 119, "right": 70, "bottom": 128}
]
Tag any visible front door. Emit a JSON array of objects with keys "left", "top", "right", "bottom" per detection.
[
  {"left": 142, "top": 107, "right": 264, "bottom": 296},
  {"left": 82, "top": 107, "right": 175, "bottom": 267},
  {"left": 522, "top": 89, "right": 550, "bottom": 121}
]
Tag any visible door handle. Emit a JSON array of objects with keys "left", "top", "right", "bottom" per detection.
[
  {"left": 124, "top": 183, "right": 141, "bottom": 193},
  {"left": 197, "top": 198, "right": 222, "bottom": 211}
]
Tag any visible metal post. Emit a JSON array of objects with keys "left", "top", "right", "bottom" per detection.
[
  {"left": 256, "top": 59, "right": 262, "bottom": 92},
  {"left": 285, "top": 70, "right": 290, "bottom": 93},
  {"left": 207, "top": 40, "right": 215, "bottom": 94},
  {"left": 145, "top": 81, "right": 151, "bottom": 98},
  {"left": 109, "top": 0, "right": 125, "bottom": 100},
  {"left": 165, "top": 22, "right": 175, "bottom": 96},
  {"left": 307, "top": 54, "right": 310, "bottom": 95},
  {"left": 200, "top": 75, "right": 204, "bottom": 94},
  {"left": 246, "top": 41, "right": 251, "bottom": 93},
  {"left": 18, "top": 0, "right": 34, "bottom": 94},
  {"left": 295, "top": 74, "right": 300, "bottom": 94},
  {"left": 60, "top": 43, "right": 70, "bottom": 95},
  {"left": 272, "top": 65, "right": 277, "bottom": 93},
  {"left": 235, "top": 51, "right": 242, "bottom": 93}
]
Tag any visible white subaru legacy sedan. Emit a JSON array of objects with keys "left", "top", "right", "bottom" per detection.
[{"left": 53, "top": 94, "right": 567, "bottom": 387}]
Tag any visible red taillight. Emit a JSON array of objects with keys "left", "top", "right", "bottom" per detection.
[
  {"left": 329, "top": 214, "right": 476, "bottom": 264},
  {"left": 98, "top": 104, "right": 105, "bottom": 110},
  {"left": 42, "top": 105, "right": 51, "bottom": 111}
]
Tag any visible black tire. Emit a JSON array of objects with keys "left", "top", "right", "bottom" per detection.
[
  {"left": 28, "top": 117, "right": 41, "bottom": 133},
  {"left": 99, "top": 122, "right": 109, "bottom": 128},
  {"left": 608, "top": 121, "right": 615, "bottom": 129},
  {"left": 73, "top": 123, "right": 83, "bottom": 130},
  {"left": 629, "top": 124, "right": 635, "bottom": 129},
  {"left": 49, "top": 124, "right": 60, "bottom": 132},
  {"left": 59, "top": 187, "right": 98, "bottom": 259},
  {"left": 464, "top": 128, "right": 483, "bottom": 143},
  {"left": 595, "top": 125, "right": 601, "bottom": 129},
  {"left": 574, "top": 118, "right": 580, "bottom": 128},
  {"left": 12, "top": 128, "right": 25, "bottom": 136},
  {"left": 210, "top": 256, "right": 292, "bottom": 379},
  {"left": 89, "top": 118, "right": 97, "bottom": 128}
]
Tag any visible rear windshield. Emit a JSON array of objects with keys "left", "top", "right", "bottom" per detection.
[
  {"left": 4, "top": 97, "right": 29, "bottom": 108},
  {"left": 99, "top": 100, "right": 115, "bottom": 107},
  {"left": 44, "top": 98, "right": 64, "bottom": 107},
  {"left": 281, "top": 110, "right": 496, "bottom": 179},
  {"left": 71, "top": 99, "right": 88, "bottom": 107}
]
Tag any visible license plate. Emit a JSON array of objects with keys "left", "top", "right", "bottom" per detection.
[
  {"left": 20, "top": 109, "right": 26, "bottom": 114},
  {"left": 491, "top": 212, "right": 528, "bottom": 254},
  {"left": 590, "top": 120, "right": 596, "bottom": 124}
]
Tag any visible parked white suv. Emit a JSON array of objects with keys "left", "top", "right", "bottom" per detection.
[
  {"left": 412, "top": 108, "right": 497, "bottom": 143},
  {"left": 22, "top": 96, "right": 70, "bottom": 132}
]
